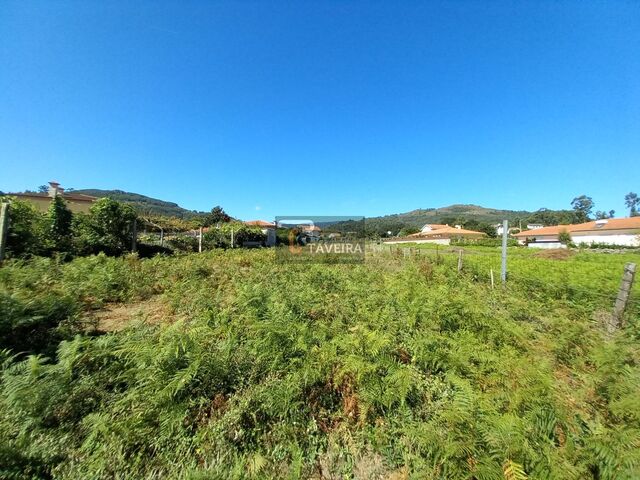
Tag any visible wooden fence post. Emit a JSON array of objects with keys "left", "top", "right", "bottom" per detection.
[
  {"left": 0, "top": 203, "right": 9, "bottom": 262},
  {"left": 611, "top": 262, "right": 636, "bottom": 331},
  {"left": 131, "top": 218, "right": 137, "bottom": 253}
]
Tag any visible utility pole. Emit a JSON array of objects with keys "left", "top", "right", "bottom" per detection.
[
  {"left": 0, "top": 203, "right": 9, "bottom": 263},
  {"left": 501, "top": 219, "right": 508, "bottom": 283}
]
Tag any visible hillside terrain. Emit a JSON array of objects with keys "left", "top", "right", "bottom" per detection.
[
  {"left": 327, "top": 204, "right": 586, "bottom": 236},
  {"left": 70, "top": 190, "right": 581, "bottom": 233},
  {"left": 73, "top": 189, "right": 208, "bottom": 219}
]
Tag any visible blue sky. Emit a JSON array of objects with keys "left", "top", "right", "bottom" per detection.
[{"left": 1, "top": 1, "right": 639, "bottom": 220}]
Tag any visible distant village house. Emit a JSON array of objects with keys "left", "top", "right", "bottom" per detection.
[
  {"left": 513, "top": 218, "right": 640, "bottom": 248},
  {"left": 385, "top": 223, "right": 486, "bottom": 245},
  {"left": 8, "top": 181, "right": 96, "bottom": 213},
  {"left": 245, "top": 220, "right": 277, "bottom": 247}
]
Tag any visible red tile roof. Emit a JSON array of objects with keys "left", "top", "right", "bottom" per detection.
[
  {"left": 245, "top": 220, "right": 276, "bottom": 227},
  {"left": 513, "top": 217, "right": 640, "bottom": 237},
  {"left": 421, "top": 224, "right": 448, "bottom": 230},
  {"left": 408, "top": 226, "right": 486, "bottom": 238}
]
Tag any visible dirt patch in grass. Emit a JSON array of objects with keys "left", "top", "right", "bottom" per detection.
[
  {"left": 89, "top": 296, "right": 174, "bottom": 332},
  {"left": 534, "top": 249, "right": 575, "bottom": 260}
]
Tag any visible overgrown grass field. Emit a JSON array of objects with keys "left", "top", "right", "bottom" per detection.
[{"left": 1, "top": 248, "right": 639, "bottom": 479}]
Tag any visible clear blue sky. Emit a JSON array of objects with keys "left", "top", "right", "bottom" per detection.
[{"left": 1, "top": 1, "right": 639, "bottom": 220}]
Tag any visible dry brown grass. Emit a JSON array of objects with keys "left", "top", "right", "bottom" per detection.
[
  {"left": 534, "top": 249, "right": 575, "bottom": 260},
  {"left": 89, "top": 295, "right": 174, "bottom": 332}
]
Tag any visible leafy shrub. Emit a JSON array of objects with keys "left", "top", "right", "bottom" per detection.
[
  {"left": 73, "top": 198, "right": 137, "bottom": 256},
  {"left": 558, "top": 229, "right": 572, "bottom": 245},
  {"left": 167, "top": 234, "right": 199, "bottom": 252},
  {"left": 1, "top": 198, "right": 48, "bottom": 258}
]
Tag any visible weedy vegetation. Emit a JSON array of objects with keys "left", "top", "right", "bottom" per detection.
[{"left": 0, "top": 248, "right": 638, "bottom": 479}]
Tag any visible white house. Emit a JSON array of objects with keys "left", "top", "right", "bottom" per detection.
[
  {"left": 513, "top": 217, "right": 640, "bottom": 248},
  {"left": 245, "top": 220, "right": 277, "bottom": 246},
  {"left": 385, "top": 225, "right": 486, "bottom": 245},
  {"left": 494, "top": 223, "right": 542, "bottom": 236}
]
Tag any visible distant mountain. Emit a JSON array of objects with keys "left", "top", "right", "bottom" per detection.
[
  {"left": 332, "top": 204, "right": 580, "bottom": 236},
  {"left": 73, "top": 189, "right": 208, "bottom": 219},
  {"left": 374, "top": 204, "right": 532, "bottom": 226}
]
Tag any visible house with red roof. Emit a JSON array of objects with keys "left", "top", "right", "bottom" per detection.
[
  {"left": 384, "top": 224, "right": 486, "bottom": 245},
  {"left": 513, "top": 217, "right": 640, "bottom": 248},
  {"left": 245, "top": 220, "right": 276, "bottom": 246}
]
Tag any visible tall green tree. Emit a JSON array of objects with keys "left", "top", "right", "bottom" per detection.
[
  {"left": 595, "top": 210, "right": 615, "bottom": 220},
  {"left": 46, "top": 195, "right": 73, "bottom": 253},
  {"left": 624, "top": 192, "right": 639, "bottom": 217},
  {"left": 203, "top": 206, "right": 231, "bottom": 226},
  {"left": 570, "top": 195, "right": 594, "bottom": 222}
]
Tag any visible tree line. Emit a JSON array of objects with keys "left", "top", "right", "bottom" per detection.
[
  {"left": 569, "top": 192, "right": 638, "bottom": 223},
  {"left": 1, "top": 196, "right": 138, "bottom": 259}
]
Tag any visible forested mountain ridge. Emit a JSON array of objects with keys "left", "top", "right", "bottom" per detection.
[{"left": 73, "top": 189, "right": 208, "bottom": 219}]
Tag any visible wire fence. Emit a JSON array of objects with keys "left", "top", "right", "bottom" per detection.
[{"left": 367, "top": 242, "right": 640, "bottom": 314}]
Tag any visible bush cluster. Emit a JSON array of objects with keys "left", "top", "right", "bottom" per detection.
[{"left": 1, "top": 197, "right": 137, "bottom": 260}]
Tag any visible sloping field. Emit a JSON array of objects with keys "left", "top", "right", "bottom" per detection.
[{"left": 0, "top": 249, "right": 639, "bottom": 479}]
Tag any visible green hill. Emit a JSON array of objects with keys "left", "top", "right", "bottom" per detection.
[
  {"left": 370, "top": 204, "right": 531, "bottom": 226},
  {"left": 355, "top": 204, "right": 583, "bottom": 235},
  {"left": 73, "top": 189, "right": 208, "bottom": 219}
]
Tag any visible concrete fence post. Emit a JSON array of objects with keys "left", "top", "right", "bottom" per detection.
[
  {"left": 610, "top": 262, "right": 636, "bottom": 332},
  {"left": 0, "top": 203, "right": 9, "bottom": 263},
  {"left": 199, "top": 227, "right": 203, "bottom": 253},
  {"left": 501, "top": 219, "right": 508, "bottom": 283},
  {"left": 457, "top": 249, "right": 463, "bottom": 273}
]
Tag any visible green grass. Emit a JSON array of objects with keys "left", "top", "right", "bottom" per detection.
[
  {"left": 394, "top": 244, "right": 640, "bottom": 307},
  {"left": 1, "top": 249, "right": 639, "bottom": 479}
]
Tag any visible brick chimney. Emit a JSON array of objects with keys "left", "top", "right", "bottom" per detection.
[{"left": 48, "top": 181, "right": 60, "bottom": 198}]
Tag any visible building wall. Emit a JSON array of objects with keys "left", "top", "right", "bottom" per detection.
[
  {"left": 263, "top": 228, "right": 276, "bottom": 247},
  {"left": 524, "top": 232, "right": 640, "bottom": 247},
  {"left": 14, "top": 195, "right": 94, "bottom": 214},
  {"left": 572, "top": 234, "right": 639, "bottom": 247},
  {"left": 63, "top": 198, "right": 94, "bottom": 213},
  {"left": 20, "top": 196, "right": 52, "bottom": 212},
  {"left": 528, "top": 242, "right": 566, "bottom": 249}
]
